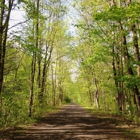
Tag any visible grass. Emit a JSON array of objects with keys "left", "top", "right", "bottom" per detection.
[{"left": 0, "top": 104, "right": 63, "bottom": 140}]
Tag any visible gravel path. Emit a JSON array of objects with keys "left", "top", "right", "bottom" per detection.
[{"left": 10, "top": 103, "right": 138, "bottom": 140}]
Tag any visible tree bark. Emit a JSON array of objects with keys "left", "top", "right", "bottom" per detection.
[
  {"left": 38, "top": 44, "right": 53, "bottom": 103},
  {"left": 94, "top": 77, "right": 99, "bottom": 109},
  {"left": 112, "top": 45, "right": 124, "bottom": 112},
  {"left": 28, "top": 53, "right": 36, "bottom": 117},
  {"left": 131, "top": 24, "right": 140, "bottom": 76},
  {"left": 0, "top": 0, "right": 14, "bottom": 111},
  {"left": 119, "top": 21, "right": 140, "bottom": 113},
  {"left": 51, "top": 63, "right": 56, "bottom": 106}
]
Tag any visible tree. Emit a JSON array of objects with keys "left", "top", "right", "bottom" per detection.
[
  {"left": 71, "top": 0, "right": 140, "bottom": 118},
  {"left": 0, "top": 0, "right": 15, "bottom": 108}
]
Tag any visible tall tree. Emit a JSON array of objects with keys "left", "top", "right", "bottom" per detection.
[
  {"left": 75, "top": 0, "right": 140, "bottom": 116},
  {"left": 0, "top": 0, "right": 14, "bottom": 102}
]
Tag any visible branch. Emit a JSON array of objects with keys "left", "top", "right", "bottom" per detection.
[{"left": 8, "top": 20, "right": 29, "bottom": 30}]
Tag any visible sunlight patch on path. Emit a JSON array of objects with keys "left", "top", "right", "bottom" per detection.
[{"left": 13, "top": 103, "right": 132, "bottom": 140}]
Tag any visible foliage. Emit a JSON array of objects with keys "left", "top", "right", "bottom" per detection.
[{"left": 71, "top": 0, "right": 140, "bottom": 121}]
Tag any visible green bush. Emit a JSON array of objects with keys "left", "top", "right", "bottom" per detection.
[{"left": 64, "top": 96, "right": 72, "bottom": 103}]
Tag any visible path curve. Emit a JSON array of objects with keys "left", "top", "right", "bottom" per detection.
[{"left": 12, "top": 103, "right": 135, "bottom": 140}]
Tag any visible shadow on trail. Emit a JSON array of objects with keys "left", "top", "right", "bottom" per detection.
[{"left": 8, "top": 103, "right": 138, "bottom": 140}]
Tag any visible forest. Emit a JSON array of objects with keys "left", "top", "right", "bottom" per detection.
[{"left": 0, "top": 0, "right": 140, "bottom": 130}]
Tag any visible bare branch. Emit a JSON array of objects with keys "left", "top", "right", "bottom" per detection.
[{"left": 8, "top": 20, "right": 29, "bottom": 30}]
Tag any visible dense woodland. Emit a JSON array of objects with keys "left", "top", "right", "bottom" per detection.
[{"left": 0, "top": 0, "right": 140, "bottom": 129}]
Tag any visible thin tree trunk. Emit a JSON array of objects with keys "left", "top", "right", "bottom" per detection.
[
  {"left": 39, "top": 44, "right": 53, "bottom": 103},
  {"left": 112, "top": 46, "right": 123, "bottom": 112},
  {"left": 51, "top": 63, "right": 56, "bottom": 106},
  {"left": 131, "top": 24, "right": 140, "bottom": 76},
  {"left": 94, "top": 77, "right": 99, "bottom": 109},
  {"left": 28, "top": 0, "right": 38, "bottom": 116},
  {"left": 91, "top": 69, "right": 99, "bottom": 109},
  {"left": 28, "top": 54, "right": 36, "bottom": 117},
  {"left": 36, "top": 0, "right": 41, "bottom": 95}
]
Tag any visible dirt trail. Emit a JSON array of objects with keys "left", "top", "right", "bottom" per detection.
[{"left": 6, "top": 103, "right": 139, "bottom": 139}]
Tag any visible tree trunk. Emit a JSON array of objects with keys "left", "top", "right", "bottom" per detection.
[
  {"left": 131, "top": 24, "right": 140, "bottom": 76},
  {"left": 36, "top": 0, "right": 41, "bottom": 94},
  {"left": 0, "top": 0, "right": 14, "bottom": 111},
  {"left": 28, "top": 54, "right": 36, "bottom": 117},
  {"left": 112, "top": 46, "right": 123, "bottom": 112},
  {"left": 39, "top": 44, "right": 53, "bottom": 103},
  {"left": 51, "top": 63, "right": 56, "bottom": 106},
  {"left": 119, "top": 22, "right": 140, "bottom": 114},
  {"left": 94, "top": 77, "right": 99, "bottom": 109}
]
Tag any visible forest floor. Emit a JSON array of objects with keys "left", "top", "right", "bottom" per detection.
[{"left": 1, "top": 103, "right": 140, "bottom": 140}]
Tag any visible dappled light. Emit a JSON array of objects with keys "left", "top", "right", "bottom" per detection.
[{"left": 8, "top": 103, "right": 136, "bottom": 140}]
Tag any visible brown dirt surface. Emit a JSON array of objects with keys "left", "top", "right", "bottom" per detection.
[{"left": 1, "top": 103, "right": 140, "bottom": 140}]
